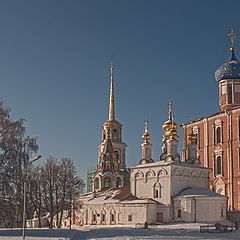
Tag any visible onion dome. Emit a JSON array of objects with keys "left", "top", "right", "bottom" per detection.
[
  {"left": 142, "top": 120, "right": 151, "bottom": 143},
  {"left": 162, "top": 119, "right": 178, "bottom": 131},
  {"left": 166, "top": 128, "right": 178, "bottom": 138},
  {"left": 162, "top": 102, "right": 178, "bottom": 132},
  {"left": 188, "top": 129, "right": 197, "bottom": 142},
  {"left": 215, "top": 50, "right": 240, "bottom": 82},
  {"left": 215, "top": 29, "right": 240, "bottom": 82}
]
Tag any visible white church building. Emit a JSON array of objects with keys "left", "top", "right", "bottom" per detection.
[{"left": 74, "top": 65, "right": 227, "bottom": 226}]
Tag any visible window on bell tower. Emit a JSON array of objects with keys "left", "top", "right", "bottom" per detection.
[{"left": 113, "top": 128, "right": 118, "bottom": 138}]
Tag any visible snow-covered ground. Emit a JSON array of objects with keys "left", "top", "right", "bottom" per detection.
[{"left": 1, "top": 223, "right": 240, "bottom": 240}]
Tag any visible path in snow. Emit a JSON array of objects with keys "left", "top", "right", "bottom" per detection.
[{"left": 0, "top": 223, "right": 240, "bottom": 240}]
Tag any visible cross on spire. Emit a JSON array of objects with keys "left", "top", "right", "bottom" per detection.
[
  {"left": 168, "top": 101, "right": 174, "bottom": 121},
  {"left": 144, "top": 120, "right": 149, "bottom": 133},
  {"left": 228, "top": 29, "right": 237, "bottom": 51}
]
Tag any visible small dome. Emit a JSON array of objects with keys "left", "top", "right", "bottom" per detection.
[
  {"left": 215, "top": 50, "right": 240, "bottom": 82},
  {"left": 188, "top": 131, "right": 196, "bottom": 142},
  {"left": 142, "top": 132, "right": 151, "bottom": 142},
  {"left": 162, "top": 120, "right": 178, "bottom": 132},
  {"left": 166, "top": 128, "right": 178, "bottom": 137}
]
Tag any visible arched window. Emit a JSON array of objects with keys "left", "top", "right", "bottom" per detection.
[
  {"left": 110, "top": 209, "right": 116, "bottom": 224},
  {"left": 104, "top": 177, "right": 112, "bottom": 189},
  {"left": 114, "top": 150, "right": 120, "bottom": 164},
  {"left": 101, "top": 210, "right": 106, "bottom": 223},
  {"left": 216, "top": 127, "right": 222, "bottom": 144},
  {"left": 94, "top": 177, "right": 99, "bottom": 190},
  {"left": 92, "top": 211, "right": 97, "bottom": 224},
  {"left": 153, "top": 182, "right": 161, "bottom": 198},
  {"left": 113, "top": 129, "right": 118, "bottom": 138},
  {"left": 177, "top": 209, "right": 181, "bottom": 218},
  {"left": 154, "top": 189, "right": 159, "bottom": 198},
  {"left": 215, "top": 156, "right": 222, "bottom": 175},
  {"left": 115, "top": 177, "right": 122, "bottom": 188}
]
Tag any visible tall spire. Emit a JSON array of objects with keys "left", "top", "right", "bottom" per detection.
[{"left": 108, "top": 63, "right": 115, "bottom": 121}]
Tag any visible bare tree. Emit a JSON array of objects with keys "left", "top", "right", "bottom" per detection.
[
  {"left": 40, "top": 156, "right": 85, "bottom": 228},
  {"left": 0, "top": 101, "right": 38, "bottom": 227}
]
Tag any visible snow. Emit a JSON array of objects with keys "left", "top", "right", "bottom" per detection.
[
  {"left": 176, "top": 188, "right": 224, "bottom": 197},
  {"left": 0, "top": 223, "right": 240, "bottom": 240}
]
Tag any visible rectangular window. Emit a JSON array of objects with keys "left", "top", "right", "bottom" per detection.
[
  {"left": 227, "top": 84, "right": 233, "bottom": 104},
  {"left": 128, "top": 214, "right": 132, "bottom": 222},
  {"left": 177, "top": 209, "right": 181, "bottom": 217},
  {"left": 154, "top": 189, "right": 159, "bottom": 198},
  {"left": 111, "top": 214, "right": 115, "bottom": 222}
]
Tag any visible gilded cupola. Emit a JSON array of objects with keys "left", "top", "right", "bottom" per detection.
[
  {"left": 188, "top": 127, "right": 197, "bottom": 142},
  {"left": 162, "top": 102, "right": 178, "bottom": 138},
  {"left": 142, "top": 120, "right": 152, "bottom": 143}
]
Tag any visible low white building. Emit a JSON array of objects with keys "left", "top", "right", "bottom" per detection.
[{"left": 26, "top": 212, "right": 50, "bottom": 228}]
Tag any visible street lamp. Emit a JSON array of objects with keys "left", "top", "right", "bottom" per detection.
[{"left": 22, "top": 155, "right": 41, "bottom": 240}]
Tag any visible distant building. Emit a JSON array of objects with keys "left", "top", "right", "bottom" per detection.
[
  {"left": 26, "top": 212, "right": 50, "bottom": 228},
  {"left": 74, "top": 65, "right": 226, "bottom": 225},
  {"left": 87, "top": 169, "right": 96, "bottom": 193},
  {"left": 182, "top": 30, "right": 240, "bottom": 210}
]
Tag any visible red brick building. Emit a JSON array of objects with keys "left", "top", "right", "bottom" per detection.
[{"left": 182, "top": 32, "right": 240, "bottom": 210}]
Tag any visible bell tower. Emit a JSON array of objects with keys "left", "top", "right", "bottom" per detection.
[
  {"left": 99, "top": 64, "right": 127, "bottom": 169},
  {"left": 92, "top": 64, "right": 129, "bottom": 192}
]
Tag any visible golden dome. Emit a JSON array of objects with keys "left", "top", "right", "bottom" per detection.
[
  {"left": 166, "top": 128, "right": 178, "bottom": 137},
  {"left": 142, "top": 132, "right": 151, "bottom": 142},
  {"left": 188, "top": 131, "right": 196, "bottom": 142},
  {"left": 162, "top": 120, "right": 178, "bottom": 132},
  {"left": 142, "top": 120, "right": 151, "bottom": 143}
]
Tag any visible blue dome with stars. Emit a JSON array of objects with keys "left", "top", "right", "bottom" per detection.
[{"left": 215, "top": 50, "right": 240, "bottom": 82}]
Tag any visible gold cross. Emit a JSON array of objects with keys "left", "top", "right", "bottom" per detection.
[
  {"left": 145, "top": 119, "right": 149, "bottom": 133},
  {"left": 228, "top": 29, "right": 237, "bottom": 50}
]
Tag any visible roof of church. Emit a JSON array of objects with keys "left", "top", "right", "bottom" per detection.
[
  {"left": 215, "top": 49, "right": 240, "bottom": 82},
  {"left": 182, "top": 104, "right": 240, "bottom": 126},
  {"left": 131, "top": 160, "right": 208, "bottom": 170},
  {"left": 79, "top": 186, "right": 158, "bottom": 205},
  {"left": 175, "top": 187, "right": 227, "bottom": 198},
  {"left": 102, "top": 137, "right": 114, "bottom": 154}
]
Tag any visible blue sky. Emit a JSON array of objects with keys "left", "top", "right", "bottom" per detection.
[{"left": 0, "top": 0, "right": 239, "bottom": 182}]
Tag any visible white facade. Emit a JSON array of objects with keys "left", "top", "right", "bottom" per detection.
[{"left": 75, "top": 160, "right": 227, "bottom": 225}]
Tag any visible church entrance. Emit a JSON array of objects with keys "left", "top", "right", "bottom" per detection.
[{"left": 157, "top": 212, "right": 163, "bottom": 223}]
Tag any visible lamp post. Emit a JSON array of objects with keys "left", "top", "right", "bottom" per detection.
[{"left": 22, "top": 155, "right": 41, "bottom": 240}]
